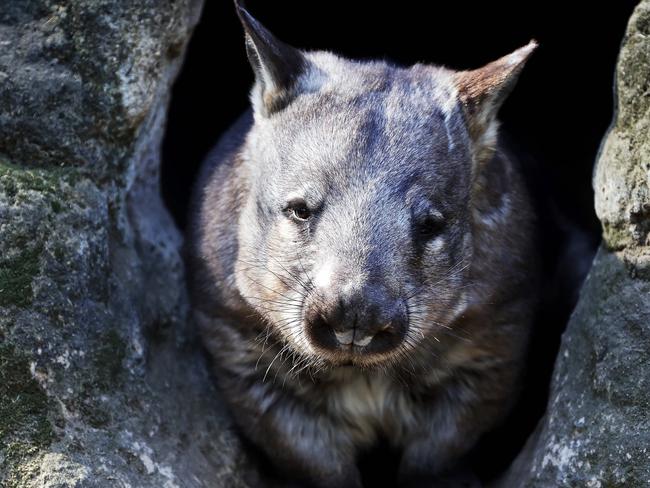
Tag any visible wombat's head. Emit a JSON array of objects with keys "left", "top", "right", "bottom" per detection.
[{"left": 233, "top": 3, "right": 535, "bottom": 368}]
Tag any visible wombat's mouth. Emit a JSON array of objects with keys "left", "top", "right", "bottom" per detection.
[
  {"left": 304, "top": 324, "right": 409, "bottom": 369},
  {"left": 307, "top": 316, "right": 407, "bottom": 352}
]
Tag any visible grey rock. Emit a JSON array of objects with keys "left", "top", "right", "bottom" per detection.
[
  {"left": 0, "top": 1, "right": 255, "bottom": 487},
  {"left": 499, "top": 1, "right": 650, "bottom": 486}
]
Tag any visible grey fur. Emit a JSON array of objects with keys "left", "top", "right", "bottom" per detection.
[{"left": 187, "top": 6, "right": 539, "bottom": 487}]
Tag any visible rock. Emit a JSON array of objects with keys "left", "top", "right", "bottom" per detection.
[
  {"left": 0, "top": 1, "right": 255, "bottom": 487},
  {"left": 498, "top": 1, "right": 650, "bottom": 486}
]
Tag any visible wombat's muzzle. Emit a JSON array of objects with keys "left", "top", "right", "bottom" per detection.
[{"left": 304, "top": 281, "right": 408, "bottom": 356}]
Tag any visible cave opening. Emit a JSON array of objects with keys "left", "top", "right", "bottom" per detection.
[{"left": 161, "top": 0, "right": 638, "bottom": 485}]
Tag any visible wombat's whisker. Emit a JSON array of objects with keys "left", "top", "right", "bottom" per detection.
[
  {"left": 244, "top": 264, "right": 310, "bottom": 301},
  {"left": 243, "top": 295, "right": 303, "bottom": 308},
  {"left": 268, "top": 255, "right": 314, "bottom": 294},
  {"left": 238, "top": 269, "right": 307, "bottom": 303},
  {"left": 404, "top": 259, "right": 473, "bottom": 301},
  {"left": 263, "top": 342, "right": 292, "bottom": 383},
  {"left": 244, "top": 302, "right": 303, "bottom": 315}
]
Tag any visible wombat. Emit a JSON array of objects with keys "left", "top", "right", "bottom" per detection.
[{"left": 187, "top": 3, "right": 539, "bottom": 487}]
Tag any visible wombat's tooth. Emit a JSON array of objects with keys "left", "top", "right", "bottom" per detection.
[{"left": 334, "top": 330, "right": 354, "bottom": 345}]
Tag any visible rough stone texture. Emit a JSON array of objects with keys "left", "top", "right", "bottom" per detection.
[
  {"left": 0, "top": 2, "right": 254, "bottom": 487},
  {"left": 498, "top": 1, "right": 650, "bottom": 486}
]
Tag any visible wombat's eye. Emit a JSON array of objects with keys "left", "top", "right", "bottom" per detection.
[
  {"left": 415, "top": 214, "right": 445, "bottom": 239},
  {"left": 284, "top": 199, "right": 312, "bottom": 222}
]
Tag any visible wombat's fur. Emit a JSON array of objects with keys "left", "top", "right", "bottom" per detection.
[{"left": 187, "top": 3, "right": 539, "bottom": 487}]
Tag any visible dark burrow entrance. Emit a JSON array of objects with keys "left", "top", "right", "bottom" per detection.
[{"left": 161, "top": 0, "right": 638, "bottom": 485}]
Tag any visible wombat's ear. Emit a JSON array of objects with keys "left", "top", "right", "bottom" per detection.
[
  {"left": 235, "top": 1, "right": 308, "bottom": 116},
  {"left": 453, "top": 41, "right": 537, "bottom": 162}
]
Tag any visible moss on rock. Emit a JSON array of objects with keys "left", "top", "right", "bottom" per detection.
[
  {"left": 0, "top": 160, "right": 82, "bottom": 197},
  {"left": 92, "top": 328, "right": 127, "bottom": 390},
  {"left": 0, "top": 345, "right": 55, "bottom": 483},
  {"left": 0, "top": 244, "right": 43, "bottom": 308}
]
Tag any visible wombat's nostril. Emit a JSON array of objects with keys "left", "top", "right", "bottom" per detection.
[{"left": 304, "top": 309, "right": 338, "bottom": 351}]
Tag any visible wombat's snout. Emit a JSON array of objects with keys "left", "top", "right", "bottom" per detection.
[{"left": 304, "top": 282, "right": 408, "bottom": 356}]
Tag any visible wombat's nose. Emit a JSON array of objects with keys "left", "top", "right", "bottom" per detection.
[{"left": 304, "top": 282, "right": 408, "bottom": 355}]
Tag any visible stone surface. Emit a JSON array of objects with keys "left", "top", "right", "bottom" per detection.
[
  {"left": 498, "top": 1, "right": 650, "bottom": 486},
  {"left": 0, "top": 1, "right": 254, "bottom": 487}
]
